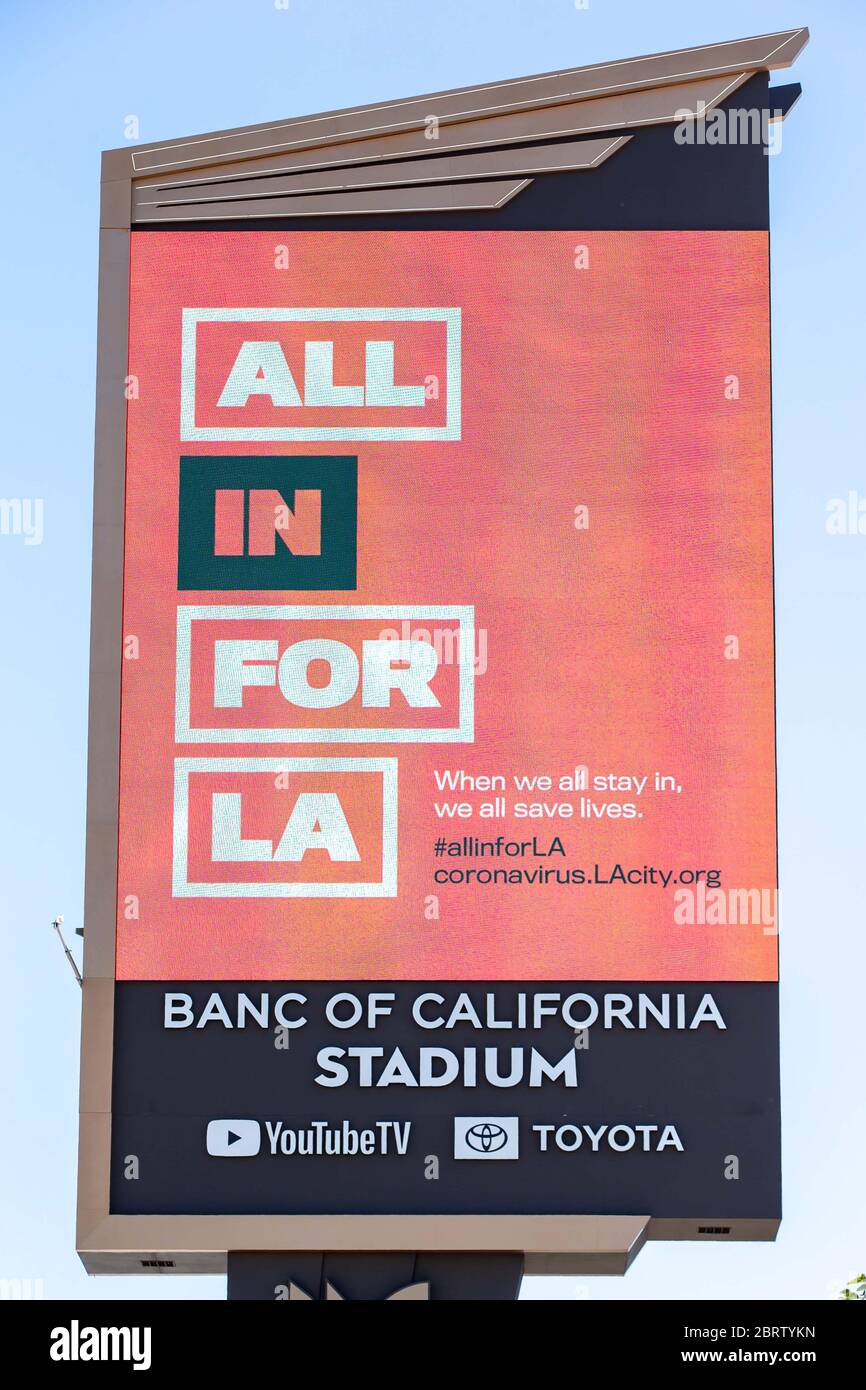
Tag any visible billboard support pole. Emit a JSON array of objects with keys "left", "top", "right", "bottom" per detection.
[{"left": 226, "top": 1251, "right": 525, "bottom": 1301}]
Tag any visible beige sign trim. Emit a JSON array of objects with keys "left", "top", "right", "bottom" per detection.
[
  {"left": 127, "top": 73, "right": 752, "bottom": 221},
  {"left": 133, "top": 176, "right": 532, "bottom": 222},
  {"left": 103, "top": 28, "right": 808, "bottom": 179},
  {"left": 133, "top": 136, "right": 631, "bottom": 218}
]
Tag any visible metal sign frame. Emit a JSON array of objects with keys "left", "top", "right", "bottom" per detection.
[{"left": 79, "top": 28, "right": 806, "bottom": 1275}]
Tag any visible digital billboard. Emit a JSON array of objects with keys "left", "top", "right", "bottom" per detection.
[
  {"left": 79, "top": 29, "right": 807, "bottom": 1276},
  {"left": 108, "top": 226, "right": 776, "bottom": 1211},
  {"left": 119, "top": 227, "right": 775, "bottom": 989}
]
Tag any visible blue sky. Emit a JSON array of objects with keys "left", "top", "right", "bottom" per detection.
[{"left": 0, "top": 0, "right": 862, "bottom": 1301}]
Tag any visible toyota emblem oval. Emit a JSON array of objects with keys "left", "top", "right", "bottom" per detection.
[{"left": 466, "top": 1123, "right": 508, "bottom": 1154}]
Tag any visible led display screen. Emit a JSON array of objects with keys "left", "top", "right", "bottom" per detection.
[{"left": 118, "top": 229, "right": 775, "bottom": 984}]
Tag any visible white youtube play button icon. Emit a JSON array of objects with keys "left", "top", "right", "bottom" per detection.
[{"left": 206, "top": 1119, "right": 261, "bottom": 1157}]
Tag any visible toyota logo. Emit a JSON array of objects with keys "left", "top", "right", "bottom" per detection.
[{"left": 465, "top": 1122, "right": 509, "bottom": 1154}]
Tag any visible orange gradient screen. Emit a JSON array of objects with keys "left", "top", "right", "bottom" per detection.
[{"left": 117, "top": 229, "right": 776, "bottom": 982}]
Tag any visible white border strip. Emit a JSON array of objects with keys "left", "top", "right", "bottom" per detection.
[
  {"left": 175, "top": 604, "right": 475, "bottom": 744},
  {"left": 172, "top": 756, "right": 398, "bottom": 897},
  {"left": 180, "top": 306, "right": 461, "bottom": 442}
]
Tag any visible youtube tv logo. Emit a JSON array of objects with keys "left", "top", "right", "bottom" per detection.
[{"left": 206, "top": 1119, "right": 261, "bottom": 1157}]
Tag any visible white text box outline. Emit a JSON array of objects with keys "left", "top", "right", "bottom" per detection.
[
  {"left": 173, "top": 756, "right": 398, "bottom": 898},
  {"left": 180, "top": 306, "right": 461, "bottom": 441},
  {"left": 176, "top": 603, "right": 475, "bottom": 744}
]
